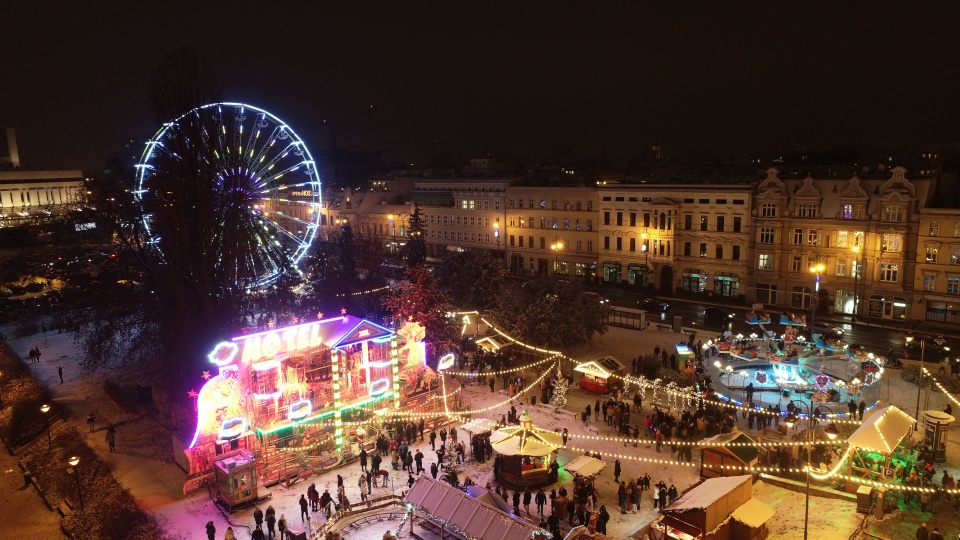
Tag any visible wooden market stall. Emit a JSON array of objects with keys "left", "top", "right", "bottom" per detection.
[
  {"left": 651, "top": 475, "right": 773, "bottom": 540},
  {"left": 564, "top": 454, "right": 607, "bottom": 479},
  {"left": 699, "top": 432, "right": 763, "bottom": 480},
  {"left": 845, "top": 405, "right": 915, "bottom": 489},
  {"left": 213, "top": 449, "right": 267, "bottom": 512},
  {"left": 575, "top": 357, "right": 624, "bottom": 394},
  {"left": 490, "top": 412, "right": 563, "bottom": 487}
]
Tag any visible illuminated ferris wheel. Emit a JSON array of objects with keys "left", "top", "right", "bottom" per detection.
[{"left": 135, "top": 103, "right": 321, "bottom": 289}]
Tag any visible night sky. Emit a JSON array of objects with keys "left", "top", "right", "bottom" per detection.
[{"left": 5, "top": 2, "right": 960, "bottom": 171}]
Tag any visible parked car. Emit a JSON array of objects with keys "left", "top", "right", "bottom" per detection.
[
  {"left": 636, "top": 298, "right": 668, "bottom": 312},
  {"left": 582, "top": 292, "right": 609, "bottom": 305},
  {"left": 703, "top": 306, "right": 736, "bottom": 321}
]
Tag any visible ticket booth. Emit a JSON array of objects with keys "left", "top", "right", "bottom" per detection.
[{"left": 214, "top": 449, "right": 262, "bottom": 512}]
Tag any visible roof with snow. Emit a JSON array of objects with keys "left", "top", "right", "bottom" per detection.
[
  {"left": 574, "top": 361, "right": 611, "bottom": 378},
  {"left": 460, "top": 418, "right": 498, "bottom": 435},
  {"left": 729, "top": 497, "right": 774, "bottom": 528},
  {"left": 490, "top": 423, "right": 563, "bottom": 457},
  {"left": 404, "top": 476, "right": 550, "bottom": 540},
  {"left": 665, "top": 475, "right": 753, "bottom": 511},
  {"left": 564, "top": 455, "right": 607, "bottom": 478},
  {"left": 700, "top": 431, "right": 762, "bottom": 464},
  {"left": 846, "top": 405, "right": 915, "bottom": 454}
]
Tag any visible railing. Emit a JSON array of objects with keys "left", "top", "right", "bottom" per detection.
[{"left": 310, "top": 494, "right": 406, "bottom": 539}]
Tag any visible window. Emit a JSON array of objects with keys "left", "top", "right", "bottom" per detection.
[
  {"left": 716, "top": 199, "right": 727, "bottom": 205},
  {"left": 732, "top": 245, "right": 741, "bottom": 260},
  {"left": 715, "top": 244, "right": 723, "bottom": 259},
  {"left": 792, "top": 255, "right": 802, "bottom": 272},
  {"left": 948, "top": 276, "right": 960, "bottom": 294},
  {"left": 540, "top": 217, "right": 546, "bottom": 228},
  {"left": 797, "top": 204, "right": 818, "bottom": 218},
  {"left": 529, "top": 236, "right": 534, "bottom": 248},
  {"left": 484, "top": 233, "right": 490, "bottom": 242},
  {"left": 756, "top": 283, "right": 778, "bottom": 304},
  {"left": 586, "top": 220, "right": 593, "bottom": 232},
  {"left": 699, "top": 199, "right": 709, "bottom": 204},
  {"left": 807, "top": 229, "right": 820, "bottom": 246},
  {"left": 881, "top": 233, "right": 902, "bottom": 252},
  {"left": 552, "top": 218, "right": 558, "bottom": 229},
  {"left": 576, "top": 240, "right": 582, "bottom": 252},
  {"left": 954, "top": 223, "right": 960, "bottom": 238},
  {"left": 616, "top": 212, "right": 623, "bottom": 226},
  {"left": 733, "top": 216, "right": 742, "bottom": 233},
  {"left": 842, "top": 204, "right": 854, "bottom": 219},
  {"left": 760, "top": 203, "right": 777, "bottom": 218},
  {"left": 604, "top": 236, "right": 610, "bottom": 250},
  {"left": 951, "top": 248, "right": 960, "bottom": 265},
  {"left": 587, "top": 201, "right": 593, "bottom": 211},
  {"left": 509, "top": 235, "right": 515, "bottom": 247},
  {"left": 836, "top": 259, "right": 847, "bottom": 276},
  {"left": 883, "top": 205, "right": 904, "bottom": 222},
  {"left": 540, "top": 237, "right": 545, "bottom": 249},
  {"left": 684, "top": 214, "right": 693, "bottom": 230},
  {"left": 699, "top": 243, "right": 707, "bottom": 257},
  {"left": 854, "top": 231, "right": 864, "bottom": 248},
  {"left": 587, "top": 241, "right": 593, "bottom": 253},
  {"left": 700, "top": 215, "right": 708, "bottom": 231},
  {"left": 684, "top": 242, "right": 691, "bottom": 256},
  {"left": 576, "top": 201, "right": 582, "bottom": 211},
  {"left": 518, "top": 199, "right": 524, "bottom": 209},
  {"left": 643, "top": 213, "right": 650, "bottom": 227},
  {"left": 629, "top": 238, "right": 636, "bottom": 251},
  {"left": 926, "top": 247, "right": 939, "bottom": 263},
  {"left": 518, "top": 218, "right": 524, "bottom": 228},
  {"left": 758, "top": 254, "right": 774, "bottom": 271},
  {"left": 924, "top": 274, "right": 937, "bottom": 291},
  {"left": 529, "top": 217, "right": 534, "bottom": 228},
  {"left": 930, "top": 222, "right": 940, "bottom": 237},
  {"left": 793, "top": 228, "right": 803, "bottom": 245},
  {"left": 518, "top": 236, "right": 524, "bottom": 248},
  {"left": 509, "top": 199, "right": 515, "bottom": 208},
  {"left": 495, "top": 201, "right": 500, "bottom": 210},
  {"left": 564, "top": 219, "right": 570, "bottom": 230},
  {"left": 576, "top": 219, "right": 582, "bottom": 231},
  {"left": 616, "top": 237, "right": 622, "bottom": 251},
  {"left": 851, "top": 260, "right": 862, "bottom": 279},
  {"left": 552, "top": 200, "right": 558, "bottom": 209},
  {"left": 541, "top": 199, "right": 546, "bottom": 209},
  {"left": 630, "top": 213, "right": 636, "bottom": 227},
  {"left": 837, "top": 230, "right": 849, "bottom": 248},
  {"left": 603, "top": 212, "right": 610, "bottom": 225},
  {"left": 760, "top": 228, "right": 775, "bottom": 244},
  {"left": 880, "top": 263, "right": 899, "bottom": 282},
  {"left": 716, "top": 216, "right": 725, "bottom": 232}
]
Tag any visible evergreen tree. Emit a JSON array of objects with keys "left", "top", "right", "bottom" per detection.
[
  {"left": 405, "top": 206, "right": 428, "bottom": 268},
  {"left": 551, "top": 364, "right": 569, "bottom": 410}
]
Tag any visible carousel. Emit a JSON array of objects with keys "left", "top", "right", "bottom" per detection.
[{"left": 490, "top": 411, "right": 563, "bottom": 487}]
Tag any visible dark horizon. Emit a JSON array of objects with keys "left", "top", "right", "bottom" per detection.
[{"left": 4, "top": 2, "right": 960, "bottom": 171}]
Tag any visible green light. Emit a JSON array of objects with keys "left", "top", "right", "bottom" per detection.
[
  {"left": 340, "top": 392, "right": 394, "bottom": 412},
  {"left": 255, "top": 409, "right": 336, "bottom": 436}
]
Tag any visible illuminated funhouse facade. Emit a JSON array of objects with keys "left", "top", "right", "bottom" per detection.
[{"left": 184, "top": 315, "right": 441, "bottom": 482}]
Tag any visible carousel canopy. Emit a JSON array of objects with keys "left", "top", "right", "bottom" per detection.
[
  {"left": 846, "top": 405, "right": 915, "bottom": 454},
  {"left": 564, "top": 455, "right": 606, "bottom": 478},
  {"left": 461, "top": 418, "right": 498, "bottom": 436},
  {"left": 490, "top": 412, "right": 564, "bottom": 457},
  {"left": 405, "top": 476, "right": 550, "bottom": 540}
]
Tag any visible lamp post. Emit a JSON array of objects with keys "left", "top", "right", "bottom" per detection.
[
  {"left": 851, "top": 246, "right": 861, "bottom": 321},
  {"left": 68, "top": 456, "right": 83, "bottom": 510},
  {"left": 784, "top": 401, "right": 839, "bottom": 540},
  {"left": 808, "top": 263, "right": 825, "bottom": 333},
  {"left": 40, "top": 404, "right": 51, "bottom": 450},
  {"left": 641, "top": 232, "right": 649, "bottom": 286},
  {"left": 493, "top": 220, "right": 501, "bottom": 263},
  {"left": 550, "top": 240, "right": 563, "bottom": 276},
  {"left": 906, "top": 334, "right": 946, "bottom": 431}
]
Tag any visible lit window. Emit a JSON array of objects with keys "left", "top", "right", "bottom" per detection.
[
  {"left": 836, "top": 260, "right": 847, "bottom": 276},
  {"left": 948, "top": 276, "right": 959, "bottom": 294},
  {"left": 926, "top": 247, "right": 939, "bottom": 264},
  {"left": 929, "top": 222, "right": 939, "bottom": 237},
  {"left": 883, "top": 205, "right": 904, "bottom": 222},
  {"left": 837, "top": 231, "right": 848, "bottom": 248},
  {"left": 880, "top": 264, "right": 899, "bottom": 282},
  {"left": 758, "top": 254, "right": 774, "bottom": 271},
  {"left": 882, "top": 234, "right": 902, "bottom": 252},
  {"left": 923, "top": 274, "right": 936, "bottom": 291}
]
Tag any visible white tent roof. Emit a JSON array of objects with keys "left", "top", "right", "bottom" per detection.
[
  {"left": 574, "top": 361, "right": 611, "bottom": 379},
  {"left": 564, "top": 455, "right": 607, "bottom": 478},
  {"left": 490, "top": 425, "right": 564, "bottom": 457},
  {"left": 405, "top": 475, "right": 549, "bottom": 540},
  {"left": 476, "top": 336, "right": 505, "bottom": 350},
  {"left": 729, "top": 497, "right": 774, "bottom": 528},
  {"left": 846, "top": 405, "right": 915, "bottom": 454},
  {"left": 461, "top": 418, "right": 498, "bottom": 436},
  {"left": 665, "top": 475, "right": 752, "bottom": 511}
]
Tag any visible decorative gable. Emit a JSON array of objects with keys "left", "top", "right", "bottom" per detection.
[
  {"left": 839, "top": 175, "right": 869, "bottom": 200},
  {"left": 878, "top": 166, "right": 916, "bottom": 199},
  {"left": 333, "top": 320, "right": 394, "bottom": 348},
  {"left": 757, "top": 168, "right": 787, "bottom": 198},
  {"left": 794, "top": 176, "right": 821, "bottom": 200}
]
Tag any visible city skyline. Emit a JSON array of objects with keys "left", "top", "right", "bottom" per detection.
[{"left": 5, "top": 2, "right": 960, "bottom": 171}]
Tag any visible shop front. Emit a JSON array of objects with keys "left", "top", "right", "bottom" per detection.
[
  {"left": 713, "top": 272, "right": 740, "bottom": 298},
  {"left": 924, "top": 298, "right": 960, "bottom": 324},
  {"left": 602, "top": 261, "right": 621, "bottom": 283},
  {"left": 867, "top": 295, "right": 907, "bottom": 320},
  {"left": 628, "top": 263, "right": 649, "bottom": 286},
  {"left": 682, "top": 269, "right": 706, "bottom": 294}
]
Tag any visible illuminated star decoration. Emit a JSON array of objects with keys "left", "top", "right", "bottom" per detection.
[
  {"left": 341, "top": 307, "right": 347, "bottom": 315},
  {"left": 187, "top": 389, "right": 198, "bottom": 399},
  {"left": 317, "top": 312, "right": 324, "bottom": 320},
  {"left": 201, "top": 371, "right": 212, "bottom": 380},
  {"left": 267, "top": 320, "right": 275, "bottom": 329}
]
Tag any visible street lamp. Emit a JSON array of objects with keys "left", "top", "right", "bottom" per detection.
[
  {"left": 493, "top": 219, "right": 501, "bottom": 255},
  {"left": 40, "top": 404, "right": 51, "bottom": 450},
  {"left": 641, "top": 232, "right": 649, "bottom": 286},
  {"left": 851, "top": 246, "right": 861, "bottom": 321},
  {"left": 68, "top": 456, "right": 83, "bottom": 510},
  {"left": 905, "top": 334, "right": 946, "bottom": 430},
  {"left": 783, "top": 401, "right": 839, "bottom": 540},
  {"left": 550, "top": 240, "right": 563, "bottom": 276},
  {"left": 808, "top": 263, "right": 826, "bottom": 333}
]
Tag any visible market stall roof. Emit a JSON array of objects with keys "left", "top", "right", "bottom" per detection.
[
  {"left": 476, "top": 336, "right": 506, "bottom": 350},
  {"left": 490, "top": 412, "right": 564, "bottom": 457},
  {"left": 700, "top": 432, "right": 762, "bottom": 465},
  {"left": 665, "top": 475, "right": 752, "bottom": 511},
  {"left": 461, "top": 418, "right": 498, "bottom": 436},
  {"left": 466, "top": 485, "right": 513, "bottom": 514},
  {"left": 846, "top": 405, "right": 915, "bottom": 454},
  {"left": 729, "top": 497, "right": 774, "bottom": 528},
  {"left": 564, "top": 455, "right": 606, "bottom": 478},
  {"left": 405, "top": 476, "right": 550, "bottom": 540},
  {"left": 574, "top": 360, "right": 611, "bottom": 379}
]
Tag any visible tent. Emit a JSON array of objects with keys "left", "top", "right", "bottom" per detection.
[
  {"left": 564, "top": 455, "right": 607, "bottom": 478},
  {"left": 490, "top": 412, "right": 563, "bottom": 486},
  {"left": 461, "top": 418, "right": 498, "bottom": 437},
  {"left": 476, "top": 336, "right": 506, "bottom": 351},
  {"left": 404, "top": 475, "right": 550, "bottom": 540},
  {"left": 574, "top": 357, "right": 624, "bottom": 394}
]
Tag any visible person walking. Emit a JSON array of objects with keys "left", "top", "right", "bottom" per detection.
[
  {"left": 224, "top": 527, "right": 237, "bottom": 540},
  {"left": 523, "top": 488, "right": 532, "bottom": 515},
  {"left": 106, "top": 427, "right": 116, "bottom": 452},
  {"left": 205, "top": 521, "right": 216, "bottom": 540},
  {"left": 86, "top": 412, "right": 96, "bottom": 432},
  {"left": 430, "top": 461, "right": 438, "bottom": 479},
  {"left": 360, "top": 447, "right": 368, "bottom": 472},
  {"left": 858, "top": 400, "right": 866, "bottom": 421},
  {"left": 535, "top": 489, "right": 546, "bottom": 516},
  {"left": 929, "top": 526, "right": 944, "bottom": 540},
  {"left": 253, "top": 506, "right": 264, "bottom": 531},
  {"left": 916, "top": 522, "right": 929, "bottom": 540},
  {"left": 614, "top": 459, "right": 621, "bottom": 483},
  {"left": 299, "top": 494, "right": 309, "bottom": 522},
  {"left": 265, "top": 507, "right": 276, "bottom": 539},
  {"left": 430, "top": 430, "right": 437, "bottom": 450},
  {"left": 277, "top": 515, "right": 287, "bottom": 539},
  {"left": 358, "top": 474, "right": 368, "bottom": 503},
  {"left": 415, "top": 449, "right": 424, "bottom": 473}
]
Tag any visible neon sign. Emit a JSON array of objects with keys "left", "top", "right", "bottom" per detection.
[
  {"left": 370, "top": 378, "right": 390, "bottom": 396},
  {"left": 437, "top": 353, "right": 455, "bottom": 370},
  {"left": 288, "top": 400, "right": 312, "bottom": 421},
  {"left": 219, "top": 416, "right": 247, "bottom": 440},
  {"left": 208, "top": 342, "right": 239, "bottom": 367},
  {"left": 237, "top": 320, "right": 336, "bottom": 363}
]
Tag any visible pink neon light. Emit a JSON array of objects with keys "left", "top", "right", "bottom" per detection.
[{"left": 230, "top": 316, "right": 347, "bottom": 342}]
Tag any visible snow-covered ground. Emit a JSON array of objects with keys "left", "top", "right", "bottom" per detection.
[{"left": 3, "top": 322, "right": 960, "bottom": 539}]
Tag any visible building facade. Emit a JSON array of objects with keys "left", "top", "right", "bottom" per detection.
[
  {"left": 915, "top": 208, "right": 960, "bottom": 326},
  {"left": 0, "top": 169, "right": 86, "bottom": 227}
]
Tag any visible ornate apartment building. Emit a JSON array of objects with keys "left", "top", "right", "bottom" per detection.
[{"left": 915, "top": 208, "right": 960, "bottom": 325}]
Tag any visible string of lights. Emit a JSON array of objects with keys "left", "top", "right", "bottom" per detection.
[
  {"left": 921, "top": 366, "right": 960, "bottom": 409},
  {"left": 566, "top": 445, "right": 807, "bottom": 474},
  {"left": 567, "top": 432, "right": 846, "bottom": 448},
  {"left": 441, "top": 354, "right": 558, "bottom": 377}
]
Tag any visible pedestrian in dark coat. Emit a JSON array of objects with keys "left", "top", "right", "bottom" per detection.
[
  {"left": 431, "top": 462, "right": 438, "bottom": 479},
  {"left": 106, "top": 427, "right": 116, "bottom": 452},
  {"left": 360, "top": 448, "right": 368, "bottom": 472},
  {"left": 614, "top": 459, "right": 621, "bottom": 483},
  {"left": 265, "top": 510, "right": 276, "bottom": 539},
  {"left": 205, "top": 521, "right": 216, "bottom": 540},
  {"left": 299, "top": 494, "right": 309, "bottom": 522},
  {"left": 253, "top": 506, "right": 264, "bottom": 530},
  {"left": 858, "top": 400, "right": 866, "bottom": 420}
]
